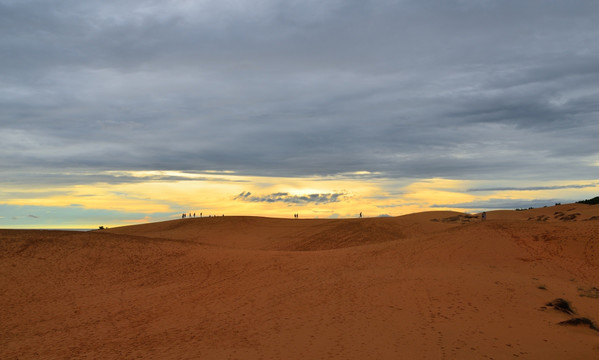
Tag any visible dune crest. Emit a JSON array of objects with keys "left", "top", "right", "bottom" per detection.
[{"left": 103, "top": 211, "right": 463, "bottom": 251}]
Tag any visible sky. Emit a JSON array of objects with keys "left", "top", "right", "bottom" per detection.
[{"left": 1, "top": 0, "right": 599, "bottom": 229}]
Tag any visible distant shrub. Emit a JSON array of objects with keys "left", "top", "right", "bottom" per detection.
[
  {"left": 578, "top": 287, "right": 599, "bottom": 299},
  {"left": 559, "top": 317, "right": 598, "bottom": 331},
  {"left": 577, "top": 196, "right": 599, "bottom": 205}
]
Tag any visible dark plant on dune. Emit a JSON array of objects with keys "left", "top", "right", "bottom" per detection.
[
  {"left": 546, "top": 298, "right": 575, "bottom": 315},
  {"left": 577, "top": 196, "right": 599, "bottom": 205},
  {"left": 559, "top": 317, "right": 599, "bottom": 331}
]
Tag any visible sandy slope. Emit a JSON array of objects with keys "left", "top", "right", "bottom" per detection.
[{"left": 1, "top": 204, "right": 599, "bottom": 359}]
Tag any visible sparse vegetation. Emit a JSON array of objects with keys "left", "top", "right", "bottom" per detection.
[
  {"left": 543, "top": 298, "right": 599, "bottom": 333},
  {"left": 528, "top": 215, "right": 549, "bottom": 221},
  {"left": 578, "top": 287, "right": 599, "bottom": 299},
  {"left": 577, "top": 196, "right": 599, "bottom": 205},
  {"left": 553, "top": 211, "right": 580, "bottom": 221},
  {"left": 559, "top": 317, "right": 599, "bottom": 331},
  {"left": 431, "top": 214, "right": 478, "bottom": 223},
  {"left": 537, "top": 285, "right": 547, "bottom": 290},
  {"left": 546, "top": 298, "right": 575, "bottom": 315},
  {"left": 560, "top": 213, "right": 580, "bottom": 221}
]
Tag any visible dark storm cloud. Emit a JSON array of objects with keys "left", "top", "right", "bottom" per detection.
[
  {"left": 235, "top": 191, "right": 346, "bottom": 204},
  {"left": 2, "top": 0, "right": 599, "bottom": 185}
]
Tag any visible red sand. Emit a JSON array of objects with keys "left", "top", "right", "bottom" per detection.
[{"left": 2, "top": 204, "right": 599, "bottom": 359}]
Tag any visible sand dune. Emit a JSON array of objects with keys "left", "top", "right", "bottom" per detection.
[{"left": 2, "top": 204, "right": 599, "bottom": 359}]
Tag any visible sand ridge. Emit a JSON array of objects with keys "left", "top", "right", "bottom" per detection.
[
  {"left": 103, "top": 211, "right": 463, "bottom": 250},
  {"left": 1, "top": 204, "right": 599, "bottom": 359}
]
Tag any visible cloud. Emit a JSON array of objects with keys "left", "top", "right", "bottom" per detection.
[
  {"left": 235, "top": 191, "right": 346, "bottom": 204},
  {"left": 1, "top": 0, "right": 599, "bottom": 206},
  {"left": 432, "top": 198, "right": 567, "bottom": 210},
  {"left": 468, "top": 183, "right": 599, "bottom": 192}
]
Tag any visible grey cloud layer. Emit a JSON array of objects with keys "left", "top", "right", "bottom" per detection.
[
  {"left": 468, "top": 183, "right": 599, "bottom": 192},
  {"left": 432, "top": 198, "right": 567, "bottom": 210},
  {"left": 2, "top": 0, "right": 599, "bottom": 184}
]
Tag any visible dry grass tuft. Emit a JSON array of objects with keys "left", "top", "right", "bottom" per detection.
[
  {"left": 546, "top": 298, "right": 575, "bottom": 315},
  {"left": 559, "top": 318, "right": 598, "bottom": 331}
]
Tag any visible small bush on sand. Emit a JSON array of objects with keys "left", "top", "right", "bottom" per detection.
[
  {"left": 546, "top": 298, "right": 575, "bottom": 315},
  {"left": 559, "top": 318, "right": 598, "bottom": 331}
]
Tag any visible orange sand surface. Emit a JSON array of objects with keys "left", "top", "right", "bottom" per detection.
[{"left": 2, "top": 204, "right": 599, "bottom": 359}]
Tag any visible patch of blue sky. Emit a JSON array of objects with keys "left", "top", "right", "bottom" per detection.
[{"left": 0, "top": 204, "right": 176, "bottom": 229}]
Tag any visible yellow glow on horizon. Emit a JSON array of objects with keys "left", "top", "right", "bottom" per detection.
[
  {"left": 3, "top": 171, "right": 598, "bottom": 228},
  {"left": 0, "top": 175, "right": 473, "bottom": 219},
  {"left": 402, "top": 178, "right": 475, "bottom": 207}
]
